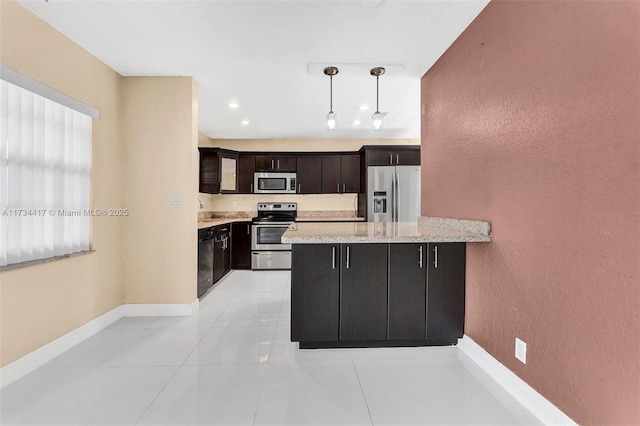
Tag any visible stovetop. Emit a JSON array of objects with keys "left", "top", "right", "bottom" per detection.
[{"left": 253, "top": 202, "right": 297, "bottom": 223}]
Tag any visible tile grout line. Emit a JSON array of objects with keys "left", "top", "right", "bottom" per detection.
[
  {"left": 133, "top": 273, "right": 246, "bottom": 425},
  {"left": 350, "top": 351, "right": 375, "bottom": 426}
]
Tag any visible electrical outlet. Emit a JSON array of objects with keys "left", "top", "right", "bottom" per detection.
[
  {"left": 515, "top": 338, "right": 527, "bottom": 364},
  {"left": 232, "top": 201, "right": 237, "bottom": 208},
  {"left": 169, "top": 193, "right": 182, "bottom": 205}
]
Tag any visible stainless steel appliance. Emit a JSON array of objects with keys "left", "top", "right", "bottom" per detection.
[
  {"left": 254, "top": 172, "right": 297, "bottom": 194},
  {"left": 251, "top": 202, "right": 297, "bottom": 269},
  {"left": 367, "top": 166, "right": 421, "bottom": 222},
  {"left": 197, "top": 227, "right": 215, "bottom": 297}
]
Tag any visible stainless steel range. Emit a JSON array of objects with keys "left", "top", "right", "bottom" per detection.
[{"left": 251, "top": 202, "right": 297, "bottom": 270}]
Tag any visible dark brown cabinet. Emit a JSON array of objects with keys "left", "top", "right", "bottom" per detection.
[
  {"left": 389, "top": 244, "right": 427, "bottom": 340},
  {"left": 291, "top": 242, "right": 465, "bottom": 348},
  {"left": 198, "top": 148, "right": 239, "bottom": 194},
  {"left": 426, "top": 243, "right": 465, "bottom": 343},
  {"left": 213, "top": 225, "right": 231, "bottom": 283},
  {"left": 340, "top": 244, "right": 388, "bottom": 341},
  {"left": 255, "top": 155, "right": 296, "bottom": 172},
  {"left": 361, "top": 146, "right": 420, "bottom": 167},
  {"left": 231, "top": 221, "right": 252, "bottom": 269},
  {"left": 321, "top": 155, "right": 361, "bottom": 194},
  {"left": 238, "top": 155, "right": 255, "bottom": 194},
  {"left": 291, "top": 244, "right": 340, "bottom": 342},
  {"left": 296, "top": 156, "right": 322, "bottom": 194}
]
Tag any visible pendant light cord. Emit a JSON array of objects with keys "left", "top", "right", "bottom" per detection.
[
  {"left": 330, "top": 75, "right": 333, "bottom": 113},
  {"left": 376, "top": 75, "right": 379, "bottom": 113}
]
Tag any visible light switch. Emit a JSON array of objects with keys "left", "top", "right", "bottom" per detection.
[{"left": 170, "top": 193, "right": 182, "bottom": 205}]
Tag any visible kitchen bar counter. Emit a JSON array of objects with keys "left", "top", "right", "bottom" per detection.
[{"left": 282, "top": 216, "right": 491, "bottom": 244}]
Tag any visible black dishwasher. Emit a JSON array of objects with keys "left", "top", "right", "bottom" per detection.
[{"left": 197, "top": 227, "right": 215, "bottom": 297}]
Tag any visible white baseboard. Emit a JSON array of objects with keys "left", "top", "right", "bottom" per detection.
[
  {"left": 0, "top": 305, "right": 123, "bottom": 389},
  {"left": 458, "top": 335, "right": 576, "bottom": 426},
  {"left": 0, "top": 298, "right": 199, "bottom": 389},
  {"left": 121, "top": 299, "right": 199, "bottom": 317}
]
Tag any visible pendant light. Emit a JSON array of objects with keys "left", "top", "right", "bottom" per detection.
[
  {"left": 324, "top": 66, "right": 339, "bottom": 131},
  {"left": 370, "top": 67, "right": 386, "bottom": 131}
]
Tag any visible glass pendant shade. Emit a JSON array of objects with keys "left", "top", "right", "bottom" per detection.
[
  {"left": 326, "top": 111, "right": 337, "bottom": 131},
  {"left": 371, "top": 111, "right": 385, "bottom": 131}
]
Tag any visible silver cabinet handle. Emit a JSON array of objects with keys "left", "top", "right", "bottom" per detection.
[
  {"left": 277, "top": 159, "right": 280, "bottom": 170},
  {"left": 332, "top": 246, "right": 336, "bottom": 269},
  {"left": 434, "top": 245, "right": 438, "bottom": 269},
  {"left": 346, "top": 246, "right": 350, "bottom": 268},
  {"left": 343, "top": 182, "right": 346, "bottom": 193},
  {"left": 298, "top": 184, "right": 301, "bottom": 193},
  {"left": 337, "top": 183, "right": 339, "bottom": 193},
  {"left": 396, "top": 154, "right": 399, "bottom": 164},
  {"left": 389, "top": 154, "right": 393, "bottom": 165},
  {"left": 419, "top": 245, "right": 423, "bottom": 268},
  {"left": 247, "top": 224, "right": 250, "bottom": 235},
  {"left": 250, "top": 183, "right": 253, "bottom": 193},
  {"left": 271, "top": 159, "right": 274, "bottom": 169}
]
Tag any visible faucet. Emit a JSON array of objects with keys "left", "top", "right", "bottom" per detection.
[{"left": 197, "top": 198, "right": 204, "bottom": 209}]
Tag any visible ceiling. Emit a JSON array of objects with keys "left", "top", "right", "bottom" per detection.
[{"left": 19, "top": 0, "right": 489, "bottom": 140}]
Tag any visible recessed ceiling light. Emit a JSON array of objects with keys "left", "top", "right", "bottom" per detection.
[
  {"left": 359, "top": 105, "right": 369, "bottom": 111},
  {"left": 352, "top": 120, "right": 361, "bottom": 125},
  {"left": 239, "top": 120, "right": 250, "bottom": 125},
  {"left": 228, "top": 102, "right": 239, "bottom": 109}
]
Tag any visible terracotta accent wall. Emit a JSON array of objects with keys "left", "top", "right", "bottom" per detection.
[{"left": 420, "top": 1, "right": 639, "bottom": 424}]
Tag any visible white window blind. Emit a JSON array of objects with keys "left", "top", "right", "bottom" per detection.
[{"left": 0, "top": 80, "right": 91, "bottom": 267}]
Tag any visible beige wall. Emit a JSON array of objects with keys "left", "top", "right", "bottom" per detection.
[
  {"left": 420, "top": 1, "right": 640, "bottom": 424},
  {"left": 199, "top": 138, "right": 418, "bottom": 213},
  {"left": 0, "top": 1, "right": 124, "bottom": 367},
  {"left": 122, "top": 77, "right": 198, "bottom": 304}
]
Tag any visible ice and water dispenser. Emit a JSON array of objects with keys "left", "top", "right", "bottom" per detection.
[{"left": 373, "top": 191, "right": 387, "bottom": 214}]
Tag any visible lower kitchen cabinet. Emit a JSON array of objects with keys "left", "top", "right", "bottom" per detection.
[
  {"left": 340, "top": 244, "right": 388, "bottom": 341},
  {"left": 290, "top": 242, "right": 465, "bottom": 348},
  {"left": 231, "top": 221, "right": 252, "bottom": 269},
  {"left": 213, "top": 225, "right": 231, "bottom": 283},
  {"left": 426, "top": 243, "right": 466, "bottom": 343},
  {"left": 388, "top": 244, "right": 426, "bottom": 340},
  {"left": 291, "top": 244, "right": 340, "bottom": 342}
]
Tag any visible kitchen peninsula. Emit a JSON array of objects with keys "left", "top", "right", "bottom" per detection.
[{"left": 282, "top": 217, "right": 490, "bottom": 349}]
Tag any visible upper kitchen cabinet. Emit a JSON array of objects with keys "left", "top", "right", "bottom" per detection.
[
  {"left": 238, "top": 154, "right": 255, "bottom": 194},
  {"left": 321, "top": 154, "right": 360, "bottom": 194},
  {"left": 361, "top": 145, "right": 421, "bottom": 166},
  {"left": 255, "top": 155, "right": 297, "bottom": 172},
  {"left": 199, "top": 148, "right": 239, "bottom": 194},
  {"left": 296, "top": 156, "right": 322, "bottom": 194}
]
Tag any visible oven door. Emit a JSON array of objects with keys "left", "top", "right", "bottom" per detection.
[{"left": 251, "top": 222, "right": 292, "bottom": 250}]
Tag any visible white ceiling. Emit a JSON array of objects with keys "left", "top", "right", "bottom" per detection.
[{"left": 19, "top": 0, "right": 489, "bottom": 140}]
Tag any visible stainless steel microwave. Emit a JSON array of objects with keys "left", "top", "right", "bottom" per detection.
[{"left": 254, "top": 172, "right": 297, "bottom": 194}]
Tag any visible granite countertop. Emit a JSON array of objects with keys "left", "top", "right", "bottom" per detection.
[
  {"left": 282, "top": 216, "right": 491, "bottom": 244},
  {"left": 197, "top": 217, "right": 252, "bottom": 229}
]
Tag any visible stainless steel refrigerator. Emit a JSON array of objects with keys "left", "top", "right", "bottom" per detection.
[{"left": 367, "top": 166, "right": 421, "bottom": 222}]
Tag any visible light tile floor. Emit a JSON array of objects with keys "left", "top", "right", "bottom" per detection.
[{"left": 1, "top": 270, "right": 542, "bottom": 425}]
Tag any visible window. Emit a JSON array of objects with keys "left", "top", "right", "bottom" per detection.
[{"left": 0, "top": 79, "right": 92, "bottom": 268}]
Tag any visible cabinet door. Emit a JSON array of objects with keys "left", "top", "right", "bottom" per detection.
[
  {"left": 296, "top": 157, "right": 322, "bottom": 194},
  {"left": 238, "top": 155, "right": 255, "bottom": 193},
  {"left": 321, "top": 156, "right": 341, "bottom": 194},
  {"left": 341, "top": 154, "right": 360, "bottom": 193},
  {"left": 199, "top": 149, "right": 220, "bottom": 194},
  {"left": 340, "top": 244, "right": 388, "bottom": 341},
  {"left": 254, "top": 156, "right": 274, "bottom": 171},
  {"left": 427, "top": 243, "right": 466, "bottom": 343},
  {"left": 388, "top": 244, "right": 426, "bottom": 340},
  {"left": 275, "top": 156, "right": 297, "bottom": 172},
  {"left": 219, "top": 153, "right": 239, "bottom": 193},
  {"left": 394, "top": 149, "right": 421, "bottom": 165},
  {"left": 291, "top": 244, "right": 340, "bottom": 342},
  {"left": 231, "top": 222, "right": 252, "bottom": 269},
  {"left": 365, "top": 149, "right": 394, "bottom": 166},
  {"left": 223, "top": 236, "right": 232, "bottom": 275},
  {"left": 213, "top": 238, "right": 225, "bottom": 283}
]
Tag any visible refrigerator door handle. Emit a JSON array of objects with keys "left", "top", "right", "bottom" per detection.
[{"left": 394, "top": 172, "right": 399, "bottom": 222}]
